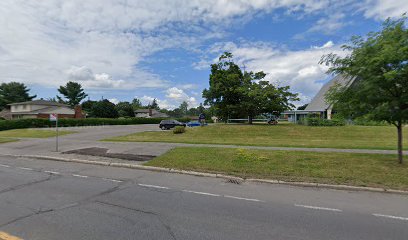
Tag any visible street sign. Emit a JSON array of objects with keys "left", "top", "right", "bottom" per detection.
[
  {"left": 49, "top": 113, "right": 58, "bottom": 121},
  {"left": 49, "top": 113, "right": 59, "bottom": 151}
]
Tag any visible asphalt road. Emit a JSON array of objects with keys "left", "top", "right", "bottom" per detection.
[{"left": 0, "top": 156, "right": 407, "bottom": 240}]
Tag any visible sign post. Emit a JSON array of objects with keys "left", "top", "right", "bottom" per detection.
[{"left": 49, "top": 113, "right": 59, "bottom": 152}]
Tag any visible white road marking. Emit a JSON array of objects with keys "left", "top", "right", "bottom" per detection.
[
  {"left": 224, "top": 195, "right": 263, "bottom": 202},
  {"left": 294, "top": 204, "right": 342, "bottom": 212},
  {"left": 72, "top": 174, "right": 89, "bottom": 178},
  {"left": 138, "top": 183, "right": 169, "bottom": 189},
  {"left": 44, "top": 170, "right": 60, "bottom": 175},
  {"left": 0, "top": 164, "right": 10, "bottom": 168},
  {"left": 18, "top": 167, "right": 33, "bottom": 171},
  {"left": 182, "top": 190, "right": 220, "bottom": 197},
  {"left": 103, "top": 178, "right": 123, "bottom": 183},
  {"left": 373, "top": 213, "right": 408, "bottom": 221}
]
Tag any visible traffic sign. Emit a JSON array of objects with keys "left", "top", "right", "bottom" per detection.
[{"left": 49, "top": 113, "right": 58, "bottom": 121}]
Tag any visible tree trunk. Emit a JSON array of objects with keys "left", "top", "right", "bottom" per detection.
[
  {"left": 248, "top": 115, "right": 253, "bottom": 124},
  {"left": 397, "top": 122, "right": 403, "bottom": 164}
]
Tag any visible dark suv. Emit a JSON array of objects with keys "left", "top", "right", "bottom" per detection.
[{"left": 159, "top": 120, "right": 186, "bottom": 130}]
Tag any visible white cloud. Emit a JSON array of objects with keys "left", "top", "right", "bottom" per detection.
[
  {"left": 0, "top": 0, "right": 397, "bottom": 103},
  {"left": 108, "top": 98, "right": 119, "bottom": 105},
  {"left": 198, "top": 40, "right": 348, "bottom": 105},
  {"left": 307, "top": 13, "right": 347, "bottom": 35},
  {"left": 362, "top": 0, "right": 408, "bottom": 20},
  {"left": 313, "top": 41, "right": 335, "bottom": 49},
  {"left": 0, "top": 0, "right": 330, "bottom": 91},
  {"left": 139, "top": 95, "right": 175, "bottom": 110},
  {"left": 166, "top": 87, "right": 198, "bottom": 107},
  {"left": 137, "top": 87, "right": 198, "bottom": 110}
]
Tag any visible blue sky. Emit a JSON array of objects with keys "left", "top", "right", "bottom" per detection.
[{"left": 0, "top": 1, "right": 407, "bottom": 109}]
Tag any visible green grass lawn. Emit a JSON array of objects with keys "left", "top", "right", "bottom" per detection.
[
  {"left": 0, "top": 129, "right": 74, "bottom": 138},
  {"left": 146, "top": 147, "right": 408, "bottom": 190},
  {"left": 105, "top": 123, "right": 407, "bottom": 150},
  {"left": 0, "top": 138, "right": 18, "bottom": 144}
]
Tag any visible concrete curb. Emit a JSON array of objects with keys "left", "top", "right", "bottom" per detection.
[{"left": 4, "top": 154, "right": 408, "bottom": 195}]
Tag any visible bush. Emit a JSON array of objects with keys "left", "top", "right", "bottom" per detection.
[
  {"left": 303, "top": 117, "right": 345, "bottom": 126},
  {"left": 173, "top": 126, "right": 186, "bottom": 134},
  {"left": 352, "top": 117, "right": 389, "bottom": 126}
]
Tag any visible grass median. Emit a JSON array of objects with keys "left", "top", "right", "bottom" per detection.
[
  {"left": 0, "top": 129, "right": 74, "bottom": 138},
  {"left": 146, "top": 147, "right": 408, "bottom": 190},
  {"left": 0, "top": 138, "right": 17, "bottom": 144},
  {"left": 105, "top": 123, "right": 407, "bottom": 150}
]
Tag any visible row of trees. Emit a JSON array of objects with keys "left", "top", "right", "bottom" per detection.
[{"left": 0, "top": 81, "right": 207, "bottom": 119}]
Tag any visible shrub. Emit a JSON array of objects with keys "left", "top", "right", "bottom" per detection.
[
  {"left": 303, "top": 117, "right": 345, "bottom": 126},
  {"left": 173, "top": 126, "right": 186, "bottom": 134},
  {"left": 352, "top": 117, "right": 389, "bottom": 126}
]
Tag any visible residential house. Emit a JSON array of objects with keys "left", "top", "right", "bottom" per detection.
[
  {"left": 284, "top": 75, "right": 354, "bottom": 123},
  {"left": 134, "top": 109, "right": 169, "bottom": 118},
  {"left": 0, "top": 100, "right": 84, "bottom": 120}
]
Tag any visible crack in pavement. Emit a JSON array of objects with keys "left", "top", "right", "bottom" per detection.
[
  {"left": 0, "top": 175, "right": 59, "bottom": 195},
  {"left": 0, "top": 208, "right": 53, "bottom": 228},
  {"left": 0, "top": 178, "right": 126, "bottom": 229},
  {"left": 94, "top": 200, "right": 177, "bottom": 240}
]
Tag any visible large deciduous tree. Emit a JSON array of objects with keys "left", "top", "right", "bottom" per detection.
[
  {"left": 0, "top": 82, "right": 36, "bottom": 110},
  {"left": 320, "top": 16, "right": 408, "bottom": 164},
  {"left": 57, "top": 81, "right": 88, "bottom": 107},
  {"left": 203, "top": 52, "right": 298, "bottom": 123},
  {"left": 89, "top": 99, "right": 119, "bottom": 118},
  {"left": 115, "top": 101, "right": 134, "bottom": 117}
]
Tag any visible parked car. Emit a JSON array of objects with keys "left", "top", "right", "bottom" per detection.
[
  {"left": 186, "top": 121, "right": 208, "bottom": 127},
  {"left": 159, "top": 120, "right": 186, "bottom": 130},
  {"left": 267, "top": 116, "right": 278, "bottom": 125}
]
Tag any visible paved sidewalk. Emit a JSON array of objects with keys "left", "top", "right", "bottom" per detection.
[
  {"left": 0, "top": 125, "right": 173, "bottom": 159},
  {"left": 138, "top": 142, "right": 407, "bottom": 155}
]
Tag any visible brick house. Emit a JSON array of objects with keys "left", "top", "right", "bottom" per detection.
[{"left": 0, "top": 100, "right": 84, "bottom": 120}]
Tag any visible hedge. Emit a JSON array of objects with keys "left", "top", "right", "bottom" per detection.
[
  {"left": 301, "top": 117, "right": 346, "bottom": 126},
  {"left": 352, "top": 117, "right": 389, "bottom": 126},
  {"left": 0, "top": 117, "right": 195, "bottom": 131}
]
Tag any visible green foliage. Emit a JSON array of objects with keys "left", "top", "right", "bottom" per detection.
[
  {"left": 115, "top": 101, "right": 134, "bottom": 117},
  {"left": 131, "top": 98, "right": 143, "bottom": 110},
  {"left": 164, "top": 103, "right": 211, "bottom": 119},
  {"left": 353, "top": 116, "right": 389, "bottom": 126},
  {"left": 0, "top": 117, "right": 178, "bottom": 131},
  {"left": 320, "top": 15, "right": 408, "bottom": 163},
  {"left": 89, "top": 99, "right": 119, "bottom": 118},
  {"left": 57, "top": 81, "right": 88, "bottom": 107},
  {"left": 305, "top": 117, "right": 345, "bottom": 126},
  {"left": 173, "top": 126, "right": 186, "bottom": 134},
  {"left": 179, "top": 101, "right": 188, "bottom": 116},
  {"left": 81, "top": 100, "right": 97, "bottom": 113},
  {"left": 0, "top": 82, "right": 36, "bottom": 110},
  {"left": 147, "top": 98, "right": 160, "bottom": 110},
  {"left": 203, "top": 52, "right": 298, "bottom": 123}
]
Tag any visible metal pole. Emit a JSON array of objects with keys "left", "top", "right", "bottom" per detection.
[
  {"left": 294, "top": 111, "right": 297, "bottom": 124},
  {"left": 56, "top": 114, "right": 59, "bottom": 152}
]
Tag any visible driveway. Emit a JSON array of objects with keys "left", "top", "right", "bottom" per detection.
[{"left": 0, "top": 124, "right": 175, "bottom": 158}]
